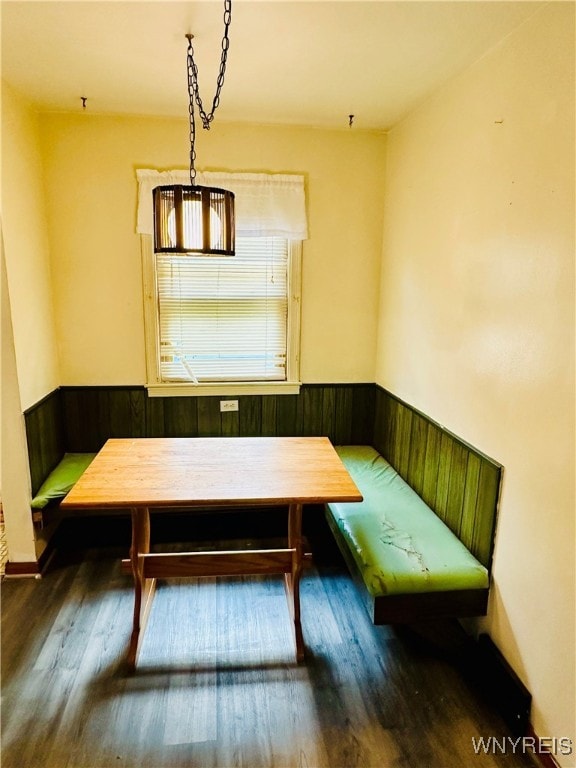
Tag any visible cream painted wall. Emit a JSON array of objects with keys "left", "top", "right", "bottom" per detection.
[
  {"left": 1, "top": 239, "right": 37, "bottom": 563},
  {"left": 1, "top": 82, "right": 59, "bottom": 562},
  {"left": 40, "top": 115, "right": 386, "bottom": 385},
  {"left": 376, "top": 3, "right": 575, "bottom": 759},
  {"left": 2, "top": 82, "right": 60, "bottom": 409}
]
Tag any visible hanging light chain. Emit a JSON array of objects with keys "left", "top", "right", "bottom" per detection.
[
  {"left": 188, "top": 47, "right": 197, "bottom": 186},
  {"left": 187, "top": 0, "right": 232, "bottom": 186}
]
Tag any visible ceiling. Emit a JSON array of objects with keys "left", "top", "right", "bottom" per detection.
[{"left": 1, "top": 0, "right": 544, "bottom": 131}]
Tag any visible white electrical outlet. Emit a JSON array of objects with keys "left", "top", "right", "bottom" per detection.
[{"left": 220, "top": 399, "right": 239, "bottom": 412}]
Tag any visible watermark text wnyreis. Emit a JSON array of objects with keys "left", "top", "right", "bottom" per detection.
[{"left": 472, "top": 736, "right": 573, "bottom": 757}]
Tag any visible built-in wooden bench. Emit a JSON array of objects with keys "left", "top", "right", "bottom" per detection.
[
  {"left": 326, "top": 389, "right": 502, "bottom": 623},
  {"left": 22, "top": 385, "right": 501, "bottom": 611},
  {"left": 326, "top": 445, "right": 496, "bottom": 623},
  {"left": 23, "top": 390, "right": 93, "bottom": 529},
  {"left": 30, "top": 453, "right": 97, "bottom": 526}
]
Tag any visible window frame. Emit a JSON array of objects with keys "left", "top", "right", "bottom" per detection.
[{"left": 141, "top": 235, "right": 302, "bottom": 397}]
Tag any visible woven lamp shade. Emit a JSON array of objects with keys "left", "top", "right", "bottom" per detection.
[{"left": 153, "top": 185, "right": 235, "bottom": 255}]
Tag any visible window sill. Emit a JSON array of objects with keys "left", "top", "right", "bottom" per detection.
[{"left": 146, "top": 381, "right": 301, "bottom": 397}]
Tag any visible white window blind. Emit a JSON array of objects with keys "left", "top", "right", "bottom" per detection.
[{"left": 156, "top": 237, "right": 289, "bottom": 383}]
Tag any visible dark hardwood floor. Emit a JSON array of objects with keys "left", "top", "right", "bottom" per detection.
[{"left": 1, "top": 529, "right": 536, "bottom": 768}]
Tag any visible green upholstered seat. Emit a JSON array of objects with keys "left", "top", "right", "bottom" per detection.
[
  {"left": 31, "top": 453, "right": 97, "bottom": 509},
  {"left": 327, "top": 446, "right": 489, "bottom": 597}
]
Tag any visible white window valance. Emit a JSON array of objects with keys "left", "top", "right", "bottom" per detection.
[{"left": 136, "top": 169, "right": 308, "bottom": 240}]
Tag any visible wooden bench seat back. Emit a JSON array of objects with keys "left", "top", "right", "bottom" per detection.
[
  {"left": 58, "top": 384, "right": 375, "bottom": 451},
  {"left": 373, "top": 387, "right": 502, "bottom": 572},
  {"left": 24, "top": 389, "right": 65, "bottom": 497}
]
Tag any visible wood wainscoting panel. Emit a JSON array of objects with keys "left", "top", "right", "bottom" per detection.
[
  {"left": 24, "top": 389, "right": 65, "bottom": 496},
  {"left": 373, "top": 386, "right": 502, "bottom": 572},
  {"left": 57, "top": 384, "right": 375, "bottom": 453}
]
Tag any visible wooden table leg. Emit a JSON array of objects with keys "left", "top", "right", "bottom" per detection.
[
  {"left": 284, "top": 502, "right": 305, "bottom": 662},
  {"left": 127, "top": 506, "right": 156, "bottom": 671}
]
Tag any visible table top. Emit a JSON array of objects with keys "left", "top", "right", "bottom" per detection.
[{"left": 60, "top": 436, "right": 363, "bottom": 509}]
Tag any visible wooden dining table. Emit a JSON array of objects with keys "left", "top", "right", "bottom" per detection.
[{"left": 60, "top": 436, "right": 362, "bottom": 670}]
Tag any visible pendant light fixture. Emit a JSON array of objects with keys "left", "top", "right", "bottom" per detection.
[{"left": 154, "top": 0, "right": 235, "bottom": 255}]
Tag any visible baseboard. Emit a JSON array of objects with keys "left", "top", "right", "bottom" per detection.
[
  {"left": 4, "top": 535, "right": 57, "bottom": 578},
  {"left": 463, "top": 635, "right": 573, "bottom": 768},
  {"left": 4, "top": 560, "right": 42, "bottom": 577},
  {"left": 465, "top": 633, "right": 532, "bottom": 737},
  {"left": 527, "top": 725, "right": 564, "bottom": 768}
]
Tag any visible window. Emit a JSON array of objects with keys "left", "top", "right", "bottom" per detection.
[
  {"left": 143, "top": 237, "right": 301, "bottom": 394},
  {"left": 138, "top": 170, "right": 306, "bottom": 396}
]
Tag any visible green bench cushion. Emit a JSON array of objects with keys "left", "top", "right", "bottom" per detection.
[
  {"left": 328, "top": 445, "right": 489, "bottom": 597},
  {"left": 31, "top": 453, "right": 97, "bottom": 509}
]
